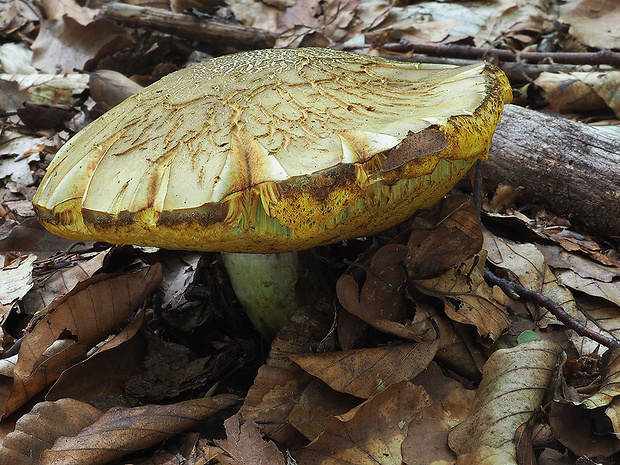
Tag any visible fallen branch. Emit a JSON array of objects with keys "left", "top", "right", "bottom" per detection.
[
  {"left": 484, "top": 267, "right": 620, "bottom": 349},
  {"left": 381, "top": 41, "right": 620, "bottom": 67},
  {"left": 487, "top": 104, "right": 620, "bottom": 243},
  {"left": 103, "top": 3, "right": 276, "bottom": 50}
]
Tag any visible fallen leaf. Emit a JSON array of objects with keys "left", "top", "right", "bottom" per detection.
[
  {"left": 0, "top": 254, "right": 35, "bottom": 306},
  {"left": 22, "top": 250, "right": 107, "bottom": 316},
  {"left": 0, "top": 398, "right": 102, "bottom": 465},
  {"left": 415, "top": 250, "right": 510, "bottom": 343},
  {"left": 45, "top": 311, "right": 146, "bottom": 407},
  {"left": 289, "top": 340, "right": 439, "bottom": 399},
  {"left": 535, "top": 71, "right": 620, "bottom": 118},
  {"left": 32, "top": 16, "right": 132, "bottom": 73},
  {"left": 294, "top": 381, "right": 430, "bottom": 465},
  {"left": 239, "top": 302, "right": 335, "bottom": 444},
  {"left": 449, "top": 339, "right": 563, "bottom": 464},
  {"left": 287, "top": 379, "right": 360, "bottom": 441},
  {"left": 40, "top": 395, "right": 241, "bottom": 465},
  {"left": 559, "top": 0, "right": 620, "bottom": 49},
  {"left": 0, "top": 264, "right": 162, "bottom": 419},
  {"left": 402, "top": 385, "right": 475, "bottom": 465},
  {"left": 484, "top": 231, "right": 579, "bottom": 328},
  {"left": 215, "top": 413, "right": 286, "bottom": 465},
  {"left": 406, "top": 194, "right": 483, "bottom": 280}
]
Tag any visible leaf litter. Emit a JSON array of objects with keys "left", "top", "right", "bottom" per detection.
[{"left": 0, "top": 0, "right": 620, "bottom": 464}]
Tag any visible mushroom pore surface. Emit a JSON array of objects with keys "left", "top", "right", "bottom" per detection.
[{"left": 33, "top": 47, "right": 512, "bottom": 253}]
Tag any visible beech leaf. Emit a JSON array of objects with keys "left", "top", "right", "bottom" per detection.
[
  {"left": 41, "top": 395, "right": 241, "bottom": 465},
  {"left": 289, "top": 340, "right": 439, "bottom": 399},
  {"left": 295, "top": 381, "right": 430, "bottom": 465},
  {"left": 448, "top": 339, "right": 563, "bottom": 464}
]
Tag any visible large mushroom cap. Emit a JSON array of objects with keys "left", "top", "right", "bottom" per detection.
[{"left": 33, "top": 48, "right": 512, "bottom": 253}]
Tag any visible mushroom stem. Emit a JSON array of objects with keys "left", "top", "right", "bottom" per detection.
[{"left": 221, "top": 251, "right": 301, "bottom": 340}]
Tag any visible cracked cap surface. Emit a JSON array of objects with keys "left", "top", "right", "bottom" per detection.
[{"left": 33, "top": 47, "right": 512, "bottom": 253}]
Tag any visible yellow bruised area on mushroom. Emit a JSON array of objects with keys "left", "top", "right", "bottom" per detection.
[{"left": 33, "top": 48, "right": 512, "bottom": 253}]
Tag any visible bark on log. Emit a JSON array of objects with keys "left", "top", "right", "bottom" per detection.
[
  {"left": 104, "top": 3, "right": 276, "bottom": 51},
  {"left": 487, "top": 104, "right": 620, "bottom": 242}
]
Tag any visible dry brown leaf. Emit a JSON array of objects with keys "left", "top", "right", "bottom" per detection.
[
  {"left": 475, "top": 0, "right": 549, "bottom": 48},
  {"left": 40, "top": 395, "right": 241, "bottom": 465},
  {"left": 22, "top": 250, "right": 107, "bottom": 316},
  {"left": 549, "top": 349, "right": 620, "bottom": 456},
  {"left": 572, "top": 348, "right": 620, "bottom": 417},
  {"left": 406, "top": 194, "right": 483, "bottom": 280},
  {"left": 0, "top": 218, "right": 77, "bottom": 260},
  {"left": 87, "top": 69, "right": 143, "bottom": 110},
  {"left": 289, "top": 340, "right": 439, "bottom": 399},
  {"left": 32, "top": 16, "right": 132, "bottom": 74},
  {"left": 295, "top": 381, "right": 430, "bottom": 465},
  {"left": 215, "top": 413, "right": 286, "bottom": 465},
  {"left": 0, "top": 264, "right": 162, "bottom": 419},
  {"left": 539, "top": 244, "right": 620, "bottom": 283},
  {"left": 485, "top": 231, "right": 620, "bottom": 353},
  {"left": 287, "top": 379, "right": 360, "bottom": 442},
  {"left": 559, "top": 0, "right": 620, "bottom": 50},
  {"left": 449, "top": 339, "right": 563, "bottom": 464},
  {"left": 0, "top": 254, "right": 35, "bottom": 306},
  {"left": 484, "top": 231, "right": 579, "bottom": 328},
  {"left": 0, "top": 72, "right": 89, "bottom": 107},
  {"left": 402, "top": 385, "right": 475, "bottom": 465},
  {"left": 555, "top": 269, "right": 620, "bottom": 308},
  {"left": 239, "top": 302, "right": 335, "bottom": 444},
  {"left": 415, "top": 250, "right": 510, "bottom": 343},
  {"left": 0, "top": 398, "right": 102, "bottom": 465},
  {"left": 549, "top": 400, "right": 620, "bottom": 457},
  {"left": 337, "top": 244, "right": 428, "bottom": 341},
  {"left": 226, "top": 0, "right": 282, "bottom": 31},
  {"left": 45, "top": 311, "right": 146, "bottom": 406},
  {"left": 40, "top": 0, "right": 94, "bottom": 26},
  {"left": 535, "top": 71, "right": 620, "bottom": 118}
]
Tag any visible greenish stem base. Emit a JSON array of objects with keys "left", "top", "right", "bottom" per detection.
[{"left": 221, "top": 252, "right": 301, "bottom": 340}]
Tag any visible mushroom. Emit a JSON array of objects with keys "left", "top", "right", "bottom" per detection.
[{"left": 33, "top": 47, "right": 512, "bottom": 339}]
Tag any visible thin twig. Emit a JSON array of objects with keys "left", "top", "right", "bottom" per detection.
[
  {"left": 484, "top": 268, "right": 620, "bottom": 349},
  {"left": 341, "top": 41, "right": 620, "bottom": 67}
]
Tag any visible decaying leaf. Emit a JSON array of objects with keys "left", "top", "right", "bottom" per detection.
[
  {"left": 547, "top": 348, "right": 620, "bottom": 457},
  {"left": 294, "top": 381, "right": 430, "bottom": 465},
  {"left": 535, "top": 71, "right": 620, "bottom": 118},
  {"left": 402, "top": 385, "right": 475, "bottom": 465},
  {"left": 215, "top": 413, "right": 286, "bottom": 465},
  {"left": 289, "top": 340, "right": 439, "bottom": 399},
  {"left": 337, "top": 244, "right": 431, "bottom": 342},
  {"left": 449, "top": 339, "right": 563, "bottom": 464},
  {"left": 0, "top": 398, "right": 103, "bottom": 465},
  {"left": 0, "top": 254, "right": 35, "bottom": 306},
  {"left": 21, "top": 250, "right": 107, "bottom": 316},
  {"left": 0, "top": 264, "right": 162, "bottom": 419},
  {"left": 406, "top": 194, "right": 483, "bottom": 280},
  {"left": 31, "top": 16, "right": 132, "bottom": 74},
  {"left": 40, "top": 395, "right": 241, "bottom": 465},
  {"left": 45, "top": 310, "right": 146, "bottom": 406},
  {"left": 484, "top": 231, "right": 579, "bottom": 327},
  {"left": 239, "top": 303, "right": 335, "bottom": 444},
  {"left": 287, "top": 379, "right": 360, "bottom": 442},
  {"left": 415, "top": 250, "right": 510, "bottom": 343},
  {"left": 558, "top": 0, "right": 620, "bottom": 50}
]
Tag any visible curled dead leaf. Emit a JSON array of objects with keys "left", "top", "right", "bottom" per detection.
[
  {"left": 0, "top": 399, "right": 102, "bottom": 465},
  {"left": 0, "top": 264, "right": 162, "bottom": 419},
  {"left": 449, "top": 339, "right": 563, "bottom": 464},
  {"left": 289, "top": 341, "right": 439, "bottom": 399},
  {"left": 294, "top": 381, "right": 430, "bottom": 465},
  {"left": 415, "top": 251, "right": 511, "bottom": 343},
  {"left": 40, "top": 395, "right": 241, "bottom": 465}
]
